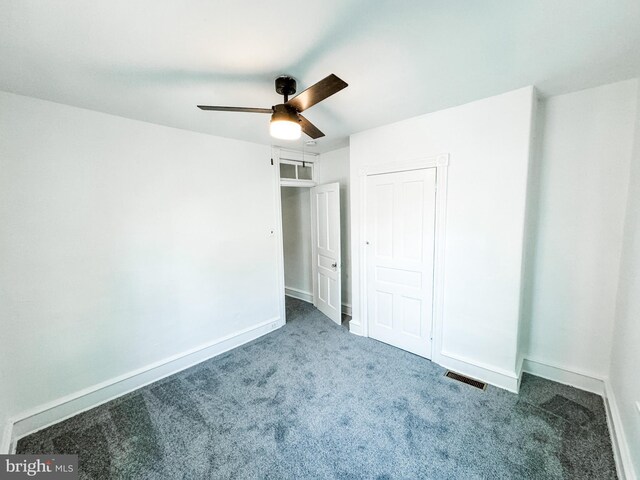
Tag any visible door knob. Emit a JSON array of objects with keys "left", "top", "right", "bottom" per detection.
[{"left": 331, "top": 262, "right": 338, "bottom": 269}]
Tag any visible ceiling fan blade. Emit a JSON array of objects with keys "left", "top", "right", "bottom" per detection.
[
  {"left": 197, "top": 105, "right": 272, "bottom": 113},
  {"left": 287, "top": 74, "right": 348, "bottom": 112},
  {"left": 298, "top": 114, "right": 325, "bottom": 139}
]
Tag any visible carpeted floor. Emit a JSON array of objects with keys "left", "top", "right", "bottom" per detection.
[{"left": 17, "top": 298, "right": 616, "bottom": 479}]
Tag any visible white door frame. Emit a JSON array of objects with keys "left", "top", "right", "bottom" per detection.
[
  {"left": 272, "top": 147, "right": 323, "bottom": 325},
  {"left": 272, "top": 147, "right": 288, "bottom": 327},
  {"left": 358, "top": 154, "right": 449, "bottom": 364}
]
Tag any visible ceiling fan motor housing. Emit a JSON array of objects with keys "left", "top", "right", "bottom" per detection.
[
  {"left": 275, "top": 76, "right": 297, "bottom": 97},
  {"left": 271, "top": 103, "right": 299, "bottom": 123}
]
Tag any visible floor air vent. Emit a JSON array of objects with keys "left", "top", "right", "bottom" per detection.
[{"left": 444, "top": 371, "right": 487, "bottom": 391}]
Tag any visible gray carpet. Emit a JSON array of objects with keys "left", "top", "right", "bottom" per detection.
[{"left": 17, "top": 298, "right": 617, "bottom": 479}]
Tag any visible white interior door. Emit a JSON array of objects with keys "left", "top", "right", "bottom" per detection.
[
  {"left": 311, "top": 182, "right": 342, "bottom": 325},
  {"left": 366, "top": 168, "right": 437, "bottom": 358}
]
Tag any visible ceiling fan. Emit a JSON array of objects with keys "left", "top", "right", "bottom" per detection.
[{"left": 197, "top": 74, "right": 348, "bottom": 141}]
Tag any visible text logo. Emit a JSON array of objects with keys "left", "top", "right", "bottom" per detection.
[{"left": 0, "top": 455, "right": 78, "bottom": 480}]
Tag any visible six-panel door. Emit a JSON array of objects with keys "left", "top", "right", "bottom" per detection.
[
  {"left": 366, "top": 168, "right": 437, "bottom": 358},
  {"left": 311, "top": 182, "right": 342, "bottom": 325}
]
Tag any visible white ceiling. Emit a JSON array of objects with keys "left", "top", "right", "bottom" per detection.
[{"left": 1, "top": 0, "right": 639, "bottom": 152}]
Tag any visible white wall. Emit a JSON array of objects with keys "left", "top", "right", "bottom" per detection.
[
  {"left": 350, "top": 87, "right": 536, "bottom": 391},
  {"left": 524, "top": 80, "right": 639, "bottom": 378},
  {"left": 318, "top": 147, "right": 352, "bottom": 310},
  {"left": 0, "top": 370, "right": 10, "bottom": 452},
  {"left": 609, "top": 79, "right": 640, "bottom": 480},
  {"left": 281, "top": 187, "right": 313, "bottom": 297},
  {"left": 0, "top": 91, "right": 280, "bottom": 446}
]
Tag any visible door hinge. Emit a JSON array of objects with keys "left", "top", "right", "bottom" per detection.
[{"left": 270, "top": 158, "right": 274, "bottom": 166}]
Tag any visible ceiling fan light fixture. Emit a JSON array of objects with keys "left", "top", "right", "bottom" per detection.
[
  {"left": 270, "top": 105, "right": 301, "bottom": 140},
  {"left": 270, "top": 119, "right": 301, "bottom": 140},
  {"left": 197, "top": 74, "right": 348, "bottom": 141}
]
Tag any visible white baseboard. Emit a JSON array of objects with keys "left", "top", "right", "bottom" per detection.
[
  {"left": 604, "top": 381, "right": 637, "bottom": 480},
  {"left": 284, "top": 288, "right": 352, "bottom": 316},
  {"left": 348, "top": 320, "right": 364, "bottom": 336},
  {"left": 8, "top": 316, "right": 281, "bottom": 453},
  {"left": 522, "top": 358, "right": 605, "bottom": 395},
  {"left": 438, "top": 350, "right": 520, "bottom": 393},
  {"left": 285, "top": 286, "right": 314, "bottom": 303}
]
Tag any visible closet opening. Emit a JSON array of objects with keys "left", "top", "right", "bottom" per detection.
[{"left": 276, "top": 150, "right": 343, "bottom": 326}]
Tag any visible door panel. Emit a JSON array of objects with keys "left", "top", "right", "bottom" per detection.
[
  {"left": 311, "top": 182, "right": 342, "bottom": 325},
  {"left": 366, "top": 169, "right": 436, "bottom": 358}
]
